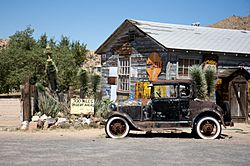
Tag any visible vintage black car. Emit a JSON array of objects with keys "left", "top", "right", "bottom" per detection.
[{"left": 105, "top": 80, "right": 233, "bottom": 139}]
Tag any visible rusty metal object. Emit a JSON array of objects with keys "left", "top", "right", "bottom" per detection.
[{"left": 105, "top": 79, "right": 231, "bottom": 139}]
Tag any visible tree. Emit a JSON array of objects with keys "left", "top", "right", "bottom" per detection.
[
  {"left": 0, "top": 27, "right": 46, "bottom": 93},
  {"left": 71, "top": 41, "right": 87, "bottom": 66},
  {"left": 0, "top": 27, "right": 88, "bottom": 94}
]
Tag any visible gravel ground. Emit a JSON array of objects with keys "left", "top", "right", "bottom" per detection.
[{"left": 0, "top": 123, "right": 249, "bottom": 166}]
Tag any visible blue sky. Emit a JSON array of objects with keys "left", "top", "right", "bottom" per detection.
[{"left": 1, "top": 0, "right": 249, "bottom": 50}]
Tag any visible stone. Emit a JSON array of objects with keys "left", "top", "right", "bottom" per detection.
[
  {"left": 86, "top": 118, "right": 91, "bottom": 125},
  {"left": 47, "top": 118, "right": 56, "bottom": 125},
  {"left": 81, "top": 117, "right": 87, "bottom": 124},
  {"left": 55, "top": 118, "right": 68, "bottom": 127},
  {"left": 35, "top": 112, "right": 42, "bottom": 116},
  {"left": 43, "top": 121, "right": 49, "bottom": 130},
  {"left": 82, "top": 118, "right": 91, "bottom": 125},
  {"left": 31, "top": 115, "right": 40, "bottom": 122},
  {"left": 40, "top": 114, "right": 48, "bottom": 121},
  {"left": 20, "top": 121, "right": 29, "bottom": 130},
  {"left": 29, "top": 122, "right": 38, "bottom": 130},
  {"left": 91, "top": 117, "right": 101, "bottom": 123},
  {"left": 57, "top": 112, "right": 64, "bottom": 118},
  {"left": 57, "top": 118, "right": 67, "bottom": 123},
  {"left": 37, "top": 119, "right": 44, "bottom": 129}
]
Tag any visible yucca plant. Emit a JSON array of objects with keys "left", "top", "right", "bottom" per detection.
[
  {"left": 36, "top": 83, "right": 67, "bottom": 117},
  {"left": 204, "top": 67, "right": 216, "bottom": 99},
  {"left": 189, "top": 65, "right": 207, "bottom": 99}
]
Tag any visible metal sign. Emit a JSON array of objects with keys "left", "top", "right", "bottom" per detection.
[{"left": 146, "top": 52, "right": 162, "bottom": 81}]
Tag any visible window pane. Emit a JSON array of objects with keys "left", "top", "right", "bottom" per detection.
[
  {"left": 179, "top": 59, "right": 183, "bottom": 66},
  {"left": 184, "top": 68, "right": 188, "bottom": 75}
]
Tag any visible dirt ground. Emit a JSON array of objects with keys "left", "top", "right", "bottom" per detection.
[{"left": 0, "top": 123, "right": 249, "bottom": 141}]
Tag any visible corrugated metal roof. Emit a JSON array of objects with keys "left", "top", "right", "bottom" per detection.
[{"left": 130, "top": 19, "right": 250, "bottom": 54}]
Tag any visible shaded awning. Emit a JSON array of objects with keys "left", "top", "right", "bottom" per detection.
[{"left": 218, "top": 68, "right": 250, "bottom": 81}]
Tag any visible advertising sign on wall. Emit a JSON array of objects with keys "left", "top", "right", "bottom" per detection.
[{"left": 135, "top": 81, "right": 151, "bottom": 99}]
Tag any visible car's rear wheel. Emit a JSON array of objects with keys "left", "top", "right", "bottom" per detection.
[
  {"left": 105, "top": 116, "right": 130, "bottom": 138},
  {"left": 196, "top": 116, "right": 221, "bottom": 139}
]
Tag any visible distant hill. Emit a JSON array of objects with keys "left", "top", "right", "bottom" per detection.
[
  {"left": 0, "top": 39, "right": 9, "bottom": 48},
  {"left": 209, "top": 14, "right": 250, "bottom": 31}
]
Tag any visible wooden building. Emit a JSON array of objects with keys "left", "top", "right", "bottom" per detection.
[{"left": 96, "top": 19, "right": 250, "bottom": 120}]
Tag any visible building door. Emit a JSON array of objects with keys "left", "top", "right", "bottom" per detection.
[{"left": 229, "top": 80, "right": 248, "bottom": 120}]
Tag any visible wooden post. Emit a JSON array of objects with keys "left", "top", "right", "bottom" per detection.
[{"left": 23, "top": 78, "right": 31, "bottom": 121}]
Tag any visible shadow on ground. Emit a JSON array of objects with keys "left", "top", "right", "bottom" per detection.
[
  {"left": 128, "top": 132, "right": 194, "bottom": 139},
  {"left": 127, "top": 132, "right": 231, "bottom": 139}
]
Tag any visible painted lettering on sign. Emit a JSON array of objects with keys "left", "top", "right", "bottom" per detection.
[{"left": 70, "top": 98, "right": 94, "bottom": 115}]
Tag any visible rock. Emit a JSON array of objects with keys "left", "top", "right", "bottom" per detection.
[
  {"left": 57, "top": 112, "right": 64, "bottom": 118},
  {"left": 35, "top": 112, "right": 42, "bottom": 116},
  {"left": 86, "top": 118, "right": 91, "bottom": 125},
  {"left": 57, "top": 118, "right": 67, "bottom": 124},
  {"left": 37, "top": 119, "right": 44, "bottom": 129},
  {"left": 31, "top": 115, "right": 40, "bottom": 122},
  {"left": 29, "top": 122, "right": 38, "bottom": 130},
  {"left": 80, "top": 117, "right": 87, "bottom": 124},
  {"left": 20, "top": 121, "right": 29, "bottom": 130},
  {"left": 91, "top": 117, "right": 101, "bottom": 123},
  {"left": 70, "top": 115, "right": 77, "bottom": 120},
  {"left": 40, "top": 114, "right": 48, "bottom": 121},
  {"left": 47, "top": 118, "right": 56, "bottom": 125},
  {"left": 43, "top": 121, "right": 49, "bottom": 130}
]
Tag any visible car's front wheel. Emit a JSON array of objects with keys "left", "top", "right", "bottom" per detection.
[
  {"left": 105, "top": 116, "right": 130, "bottom": 138},
  {"left": 195, "top": 116, "right": 221, "bottom": 139}
]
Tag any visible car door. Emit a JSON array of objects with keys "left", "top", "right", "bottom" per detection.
[
  {"left": 179, "top": 83, "right": 191, "bottom": 121},
  {"left": 151, "top": 84, "right": 179, "bottom": 121}
]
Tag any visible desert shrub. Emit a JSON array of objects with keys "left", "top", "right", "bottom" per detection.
[
  {"left": 189, "top": 65, "right": 207, "bottom": 99},
  {"left": 95, "top": 98, "right": 113, "bottom": 119}
]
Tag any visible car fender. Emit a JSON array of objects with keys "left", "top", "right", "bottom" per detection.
[
  {"left": 107, "top": 111, "right": 143, "bottom": 131},
  {"left": 192, "top": 108, "right": 226, "bottom": 128}
]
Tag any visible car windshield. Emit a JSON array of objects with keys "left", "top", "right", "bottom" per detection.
[{"left": 153, "top": 84, "right": 177, "bottom": 98}]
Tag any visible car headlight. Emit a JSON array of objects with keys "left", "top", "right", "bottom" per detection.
[{"left": 109, "top": 103, "right": 117, "bottom": 111}]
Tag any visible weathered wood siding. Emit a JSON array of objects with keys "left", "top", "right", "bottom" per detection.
[{"left": 100, "top": 22, "right": 250, "bottom": 99}]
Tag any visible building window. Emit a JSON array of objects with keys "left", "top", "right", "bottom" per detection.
[
  {"left": 118, "top": 57, "right": 130, "bottom": 92},
  {"left": 178, "top": 58, "right": 199, "bottom": 77}
]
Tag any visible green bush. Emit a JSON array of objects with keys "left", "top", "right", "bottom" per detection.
[
  {"left": 94, "top": 98, "right": 113, "bottom": 119},
  {"left": 189, "top": 65, "right": 207, "bottom": 99},
  {"left": 205, "top": 67, "right": 216, "bottom": 98}
]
